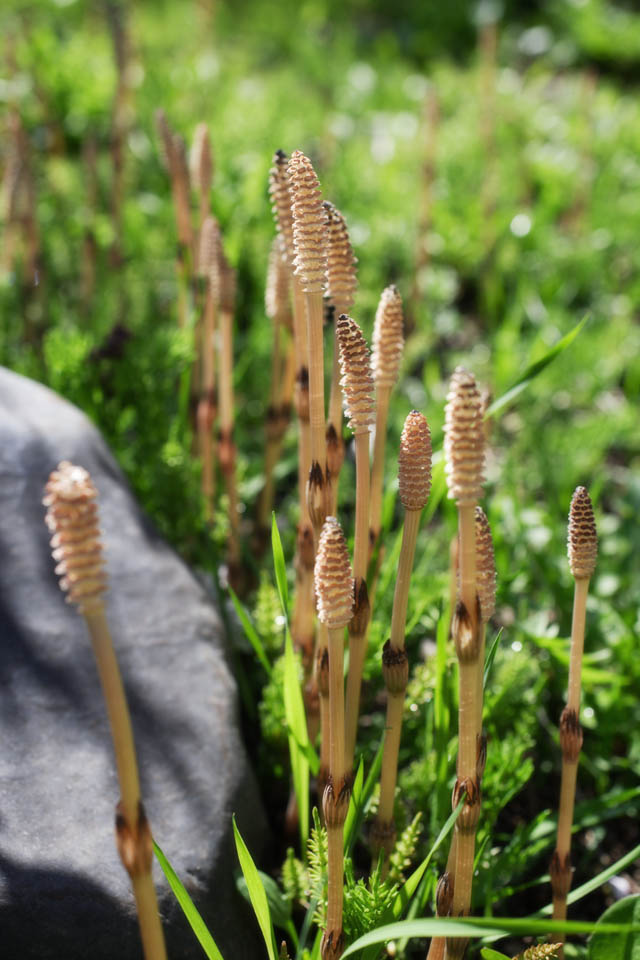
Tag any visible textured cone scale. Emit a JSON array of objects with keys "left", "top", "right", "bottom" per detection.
[
  {"left": 568, "top": 486, "right": 597, "bottom": 579},
  {"left": 265, "top": 234, "right": 290, "bottom": 320},
  {"left": 288, "top": 150, "right": 327, "bottom": 294},
  {"left": 444, "top": 366, "right": 485, "bottom": 505},
  {"left": 323, "top": 201, "right": 357, "bottom": 312},
  {"left": 336, "top": 314, "right": 374, "bottom": 432},
  {"left": 372, "top": 285, "right": 404, "bottom": 389},
  {"left": 314, "top": 517, "right": 354, "bottom": 628},
  {"left": 43, "top": 461, "right": 106, "bottom": 612},
  {"left": 475, "top": 506, "right": 496, "bottom": 621},
  {"left": 269, "top": 150, "right": 295, "bottom": 268},
  {"left": 189, "top": 122, "right": 213, "bottom": 194},
  {"left": 198, "top": 215, "right": 220, "bottom": 279},
  {"left": 398, "top": 410, "right": 432, "bottom": 511}
]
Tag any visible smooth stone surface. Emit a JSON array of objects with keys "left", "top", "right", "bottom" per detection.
[{"left": 0, "top": 367, "right": 267, "bottom": 958}]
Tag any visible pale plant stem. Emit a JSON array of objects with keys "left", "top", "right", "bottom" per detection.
[
  {"left": 389, "top": 509, "right": 420, "bottom": 647},
  {"left": 476, "top": 623, "right": 487, "bottom": 736},
  {"left": 377, "top": 695, "right": 403, "bottom": 825},
  {"left": 344, "top": 430, "right": 371, "bottom": 769},
  {"left": 449, "top": 535, "right": 459, "bottom": 630},
  {"left": 199, "top": 285, "right": 216, "bottom": 516},
  {"left": 369, "top": 384, "right": 391, "bottom": 550},
  {"left": 327, "top": 303, "right": 348, "bottom": 514},
  {"left": 568, "top": 578, "right": 589, "bottom": 713},
  {"left": 305, "top": 291, "right": 326, "bottom": 472},
  {"left": 84, "top": 606, "right": 167, "bottom": 960},
  {"left": 326, "top": 623, "right": 347, "bottom": 944}
]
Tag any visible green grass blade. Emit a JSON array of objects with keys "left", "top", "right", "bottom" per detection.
[
  {"left": 271, "top": 513, "right": 289, "bottom": 620},
  {"left": 343, "top": 757, "right": 364, "bottom": 854},
  {"left": 228, "top": 586, "right": 273, "bottom": 678},
  {"left": 539, "top": 841, "right": 640, "bottom": 915},
  {"left": 486, "top": 316, "right": 588, "bottom": 419},
  {"left": 284, "top": 627, "right": 310, "bottom": 851},
  {"left": 153, "top": 839, "right": 224, "bottom": 960},
  {"left": 483, "top": 628, "right": 503, "bottom": 691},
  {"left": 343, "top": 742, "right": 384, "bottom": 858},
  {"left": 341, "top": 915, "right": 640, "bottom": 958},
  {"left": 232, "top": 816, "right": 278, "bottom": 960},
  {"left": 480, "top": 950, "right": 511, "bottom": 960}
]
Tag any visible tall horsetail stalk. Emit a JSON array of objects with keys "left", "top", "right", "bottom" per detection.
[
  {"left": 189, "top": 122, "right": 213, "bottom": 243},
  {"left": 288, "top": 150, "right": 330, "bottom": 541},
  {"left": 371, "top": 411, "right": 431, "bottom": 866},
  {"left": 217, "top": 252, "right": 241, "bottom": 579},
  {"left": 369, "top": 285, "right": 405, "bottom": 559},
  {"left": 196, "top": 215, "right": 221, "bottom": 520},
  {"left": 257, "top": 234, "right": 294, "bottom": 538},
  {"left": 439, "top": 367, "right": 486, "bottom": 960},
  {"left": 323, "top": 201, "right": 357, "bottom": 513},
  {"left": 155, "top": 111, "right": 193, "bottom": 329},
  {"left": 43, "top": 463, "right": 167, "bottom": 960},
  {"left": 315, "top": 518, "right": 354, "bottom": 960},
  {"left": 269, "top": 151, "right": 315, "bottom": 672},
  {"left": 336, "top": 314, "right": 375, "bottom": 770},
  {"left": 550, "top": 487, "right": 597, "bottom": 951}
]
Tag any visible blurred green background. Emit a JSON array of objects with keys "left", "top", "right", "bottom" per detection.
[{"left": 1, "top": 0, "right": 639, "bottom": 955}]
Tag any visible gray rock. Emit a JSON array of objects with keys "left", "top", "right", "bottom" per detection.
[{"left": 0, "top": 367, "right": 268, "bottom": 958}]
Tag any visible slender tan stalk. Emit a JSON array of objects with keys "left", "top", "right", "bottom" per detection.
[
  {"left": 217, "top": 253, "right": 240, "bottom": 578},
  {"left": 372, "top": 412, "right": 431, "bottom": 865},
  {"left": 155, "top": 112, "right": 193, "bottom": 329},
  {"left": 189, "top": 122, "right": 213, "bottom": 244},
  {"left": 335, "top": 314, "right": 375, "bottom": 768},
  {"left": 440, "top": 368, "right": 485, "bottom": 960},
  {"left": 550, "top": 488, "right": 597, "bottom": 952},
  {"left": 323, "top": 201, "right": 357, "bottom": 512},
  {"left": 197, "top": 215, "right": 221, "bottom": 519},
  {"left": 370, "top": 286, "right": 405, "bottom": 557},
  {"left": 288, "top": 150, "right": 330, "bottom": 540},
  {"left": 43, "top": 463, "right": 166, "bottom": 960},
  {"left": 257, "top": 235, "right": 292, "bottom": 536},
  {"left": 314, "top": 518, "right": 354, "bottom": 960}
]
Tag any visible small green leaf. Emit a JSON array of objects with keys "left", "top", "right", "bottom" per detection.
[
  {"left": 481, "top": 950, "right": 511, "bottom": 960},
  {"left": 284, "top": 628, "right": 310, "bottom": 851},
  {"left": 232, "top": 816, "right": 278, "bottom": 960},
  {"left": 483, "top": 628, "right": 503, "bottom": 691},
  {"left": 271, "top": 513, "right": 289, "bottom": 619},
  {"left": 588, "top": 895, "right": 640, "bottom": 960},
  {"left": 486, "top": 316, "right": 588, "bottom": 418},
  {"left": 228, "top": 586, "right": 273, "bottom": 677},
  {"left": 343, "top": 758, "right": 364, "bottom": 854},
  {"left": 153, "top": 839, "right": 224, "bottom": 960}
]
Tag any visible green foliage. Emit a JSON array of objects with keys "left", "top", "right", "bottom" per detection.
[
  {"left": 254, "top": 572, "right": 285, "bottom": 657},
  {"left": 587, "top": 896, "right": 640, "bottom": 960},
  {"left": 233, "top": 816, "right": 279, "bottom": 960},
  {"left": 342, "top": 858, "right": 398, "bottom": 943},
  {"left": 388, "top": 813, "right": 423, "bottom": 886},
  {"left": 307, "top": 809, "right": 328, "bottom": 930}
]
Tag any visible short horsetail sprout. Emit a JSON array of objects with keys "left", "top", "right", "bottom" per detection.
[
  {"left": 257, "top": 234, "right": 294, "bottom": 537},
  {"left": 217, "top": 254, "right": 241, "bottom": 577},
  {"left": 288, "top": 149, "right": 330, "bottom": 539},
  {"left": 369, "top": 286, "right": 405, "bottom": 556},
  {"left": 550, "top": 488, "right": 597, "bottom": 950},
  {"left": 323, "top": 201, "right": 358, "bottom": 509},
  {"left": 197, "top": 215, "right": 221, "bottom": 519},
  {"left": 43, "top": 463, "right": 167, "bottom": 960},
  {"left": 189, "top": 122, "right": 213, "bottom": 232},
  {"left": 336, "top": 314, "right": 375, "bottom": 768},
  {"left": 314, "top": 517, "right": 354, "bottom": 960},
  {"left": 372, "top": 412, "right": 431, "bottom": 864},
  {"left": 442, "top": 367, "right": 485, "bottom": 960}
]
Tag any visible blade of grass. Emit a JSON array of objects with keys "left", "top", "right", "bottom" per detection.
[
  {"left": 486, "top": 316, "right": 588, "bottom": 418},
  {"left": 539, "top": 840, "right": 640, "bottom": 915},
  {"left": 284, "top": 627, "right": 310, "bottom": 850},
  {"left": 153, "top": 839, "right": 224, "bottom": 960},
  {"left": 344, "top": 741, "right": 384, "bottom": 857},
  {"left": 272, "top": 512, "right": 289, "bottom": 620},
  {"left": 228, "top": 586, "right": 273, "bottom": 678},
  {"left": 341, "top": 915, "right": 640, "bottom": 958},
  {"left": 232, "top": 816, "right": 279, "bottom": 960},
  {"left": 343, "top": 757, "right": 364, "bottom": 854},
  {"left": 483, "top": 628, "right": 503, "bottom": 691}
]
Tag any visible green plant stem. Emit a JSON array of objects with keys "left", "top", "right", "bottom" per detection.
[
  {"left": 567, "top": 578, "right": 589, "bottom": 715},
  {"left": 325, "top": 623, "right": 348, "bottom": 955},
  {"left": 368, "top": 383, "right": 391, "bottom": 553},
  {"left": 84, "top": 606, "right": 167, "bottom": 960}
]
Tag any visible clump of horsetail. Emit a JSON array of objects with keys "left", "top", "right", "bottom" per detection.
[
  {"left": 323, "top": 201, "right": 357, "bottom": 512},
  {"left": 288, "top": 149, "right": 330, "bottom": 540},
  {"left": 257, "top": 234, "right": 294, "bottom": 538},
  {"left": 550, "top": 487, "right": 597, "bottom": 952},
  {"left": 196, "top": 214, "right": 221, "bottom": 519},
  {"left": 370, "top": 285, "right": 405, "bottom": 557},
  {"left": 217, "top": 251, "right": 241, "bottom": 581},
  {"left": 269, "top": 151, "right": 315, "bottom": 671},
  {"left": 336, "top": 313, "right": 375, "bottom": 770},
  {"left": 371, "top": 411, "right": 431, "bottom": 865},
  {"left": 314, "top": 517, "right": 354, "bottom": 960},
  {"left": 43, "top": 462, "right": 167, "bottom": 960},
  {"left": 434, "top": 367, "right": 485, "bottom": 960}
]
